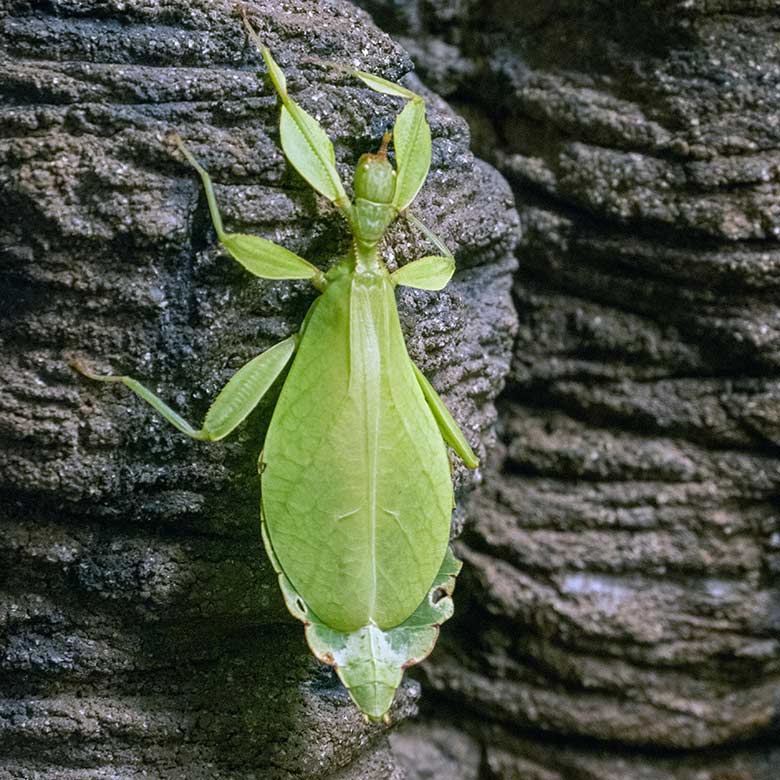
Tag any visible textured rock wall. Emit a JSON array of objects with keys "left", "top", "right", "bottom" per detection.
[
  {"left": 355, "top": 0, "right": 780, "bottom": 777},
  {"left": 0, "top": 1, "right": 518, "bottom": 777}
]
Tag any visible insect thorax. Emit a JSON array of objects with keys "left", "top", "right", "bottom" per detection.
[
  {"left": 350, "top": 151, "right": 397, "bottom": 248},
  {"left": 351, "top": 198, "right": 396, "bottom": 247}
]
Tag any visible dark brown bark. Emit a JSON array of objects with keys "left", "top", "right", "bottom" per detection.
[{"left": 0, "top": 1, "right": 518, "bottom": 777}]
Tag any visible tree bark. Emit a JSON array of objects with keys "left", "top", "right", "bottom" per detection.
[
  {"left": 0, "top": 1, "right": 518, "bottom": 777},
  {"left": 355, "top": 1, "right": 780, "bottom": 778}
]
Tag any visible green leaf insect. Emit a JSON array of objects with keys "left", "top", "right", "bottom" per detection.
[{"left": 71, "top": 22, "right": 479, "bottom": 722}]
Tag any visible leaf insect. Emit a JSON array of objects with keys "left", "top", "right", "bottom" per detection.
[{"left": 72, "top": 17, "right": 479, "bottom": 721}]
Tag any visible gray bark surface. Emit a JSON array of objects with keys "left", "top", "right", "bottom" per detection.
[
  {"left": 355, "top": 0, "right": 780, "bottom": 778},
  {"left": 0, "top": 1, "right": 518, "bottom": 777}
]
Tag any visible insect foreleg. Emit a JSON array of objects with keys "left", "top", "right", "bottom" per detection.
[
  {"left": 71, "top": 335, "right": 298, "bottom": 442},
  {"left": 241, "top": 11, "right": 350, "bottom": 212}
]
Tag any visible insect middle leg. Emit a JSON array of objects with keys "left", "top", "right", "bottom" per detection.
[{"left": 172, "top": 136, "right": 327, "bottom": 290}]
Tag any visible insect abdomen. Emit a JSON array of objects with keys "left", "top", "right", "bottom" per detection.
[{"left": 261, "top": 269, "right": 452, "bottom": 632}]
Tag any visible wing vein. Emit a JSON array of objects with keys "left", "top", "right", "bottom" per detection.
[{"left": 350, "top": 280, "right": 382, "bottom": 622}]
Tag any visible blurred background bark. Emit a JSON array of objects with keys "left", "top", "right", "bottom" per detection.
[{"left": 353, "top": 1, "right": 780, "bottom": 778}]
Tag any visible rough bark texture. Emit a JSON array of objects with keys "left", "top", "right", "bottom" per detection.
[
  {"left": 355, "top": 0, "right": 780, "bottom": 778},
  {"left": 0, "top": 1, "right": 518, "bottom": 777}
]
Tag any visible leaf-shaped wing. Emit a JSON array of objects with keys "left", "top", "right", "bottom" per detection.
[{"left": 261, "top": 271, "right": 454, "bottom": 634}]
